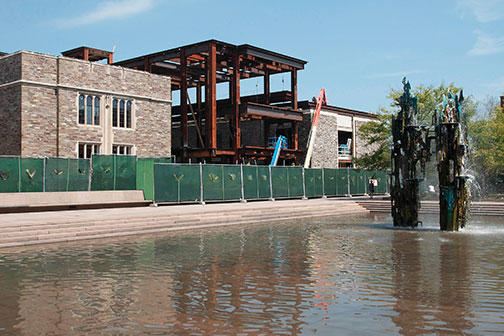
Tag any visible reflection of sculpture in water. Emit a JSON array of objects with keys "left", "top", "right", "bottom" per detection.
[{"left": 391, "top": 78, "right": 469, "bottom": 231}]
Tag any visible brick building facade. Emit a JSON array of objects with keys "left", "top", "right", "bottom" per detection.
[{"left": 0, "top": 51, "right": 172, "bottom": 158}]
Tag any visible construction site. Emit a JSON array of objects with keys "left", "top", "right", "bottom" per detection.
[{"left": 0, "top": 39, "right": 378, "bottom": 168}]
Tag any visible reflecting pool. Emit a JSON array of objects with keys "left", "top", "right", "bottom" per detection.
[{"left": 1, "top": 213, "right": 504, "bottom": 335}]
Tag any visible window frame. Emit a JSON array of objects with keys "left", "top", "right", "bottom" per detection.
[
  {"left": 78, "top": 143, "right": 101, "bottom": 159},
  {"left": 77, "top": 93, "right": 101, "bottom": 126},
  {"left": 112, "top": 98, "right": 134, "bottom": 130},
  {"left": 112, "top": 144, "right": 134, "bottom": 155}
]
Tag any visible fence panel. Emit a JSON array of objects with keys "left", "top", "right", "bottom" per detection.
[
  {"left": 115, "top": 155, "right": 136, "bottom": 190},
  {"left": 202, "top": 165, "right": 224, "bottom": 201},
  {"left": 45, "top": 158, "right": 89, "bottom": 192},
  {"left": 223, "top": 165, "right": 242, "bottom": 200},
  {"left": 136, "top": 158, "right": 173, "bottom": 200},
  {"left": 271, "top": 167, "right": 288, "bottom": 198},
  {"left": 349, "top": 169, "right": 366, "bottom": 195},
  {"left": 136, "top": 158, "right": 155, "bottom": 200},
  {"left": 0, "top": 158, "right": 20, "bottom": 192},
  {"left": 242, "top": 166, "right": 259, "bottom": 199},
  {"left": 305, "top": 168, "right": 323, "bottom": 198},
  {"left": 91, "top": 155, "right": 114, "bottom": 190},
  {"left": 336, "top": 169, "right": 348, "bottom": 196},
  {"left": 323, "top": 168, "right": 337, "bottom": 196},
  {"left": 20, "top": 158, "right": 44, "bottom": 192},
  {"left": 288, "top": 167, "right": 304, "bottom": 198},
  {"left": 154, "top": 164, "right": 201, "bottom": 203}
]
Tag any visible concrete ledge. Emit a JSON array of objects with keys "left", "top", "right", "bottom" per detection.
[{"left": 0, "top": 190, "right": 151, "bottom": 213}]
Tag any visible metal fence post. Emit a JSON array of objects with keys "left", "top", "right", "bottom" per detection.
[
  {"left": 42, "top": 157, "right": 46, "bottom": 192},
  {"left": 88, "top": 156, "right": 92, "bottom": 191},
  {"left": 322, "top": 168, "right": 326, "bottom": 198},
  {"left": 113, "top": 155, "right": 117, "bottom": 191},
  {"left": 347, "top": 166, "right": 351, "bottom": 197},
  {"left": 17, "top": 157, "right": 21, "bottom": 192},
  {"left": 302, "top": 167, "right": 307, "bottom": 199},
  {"left": 269, "top": 165, "right": 274, "bottom": 201},
  {"left": 364, "top": 170, "right": 368, "bottom": 196},
  {"left": 199, "top": 162, "right": 205, "bottom": 205},
  {"left": 240, "top": 164, "right": 246, "bottom": 203},
  {"left": 66, "top": 158, "right": 70, "bottom": 192}
]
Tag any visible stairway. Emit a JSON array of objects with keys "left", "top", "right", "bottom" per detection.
[
  {"left": 0, "top": 199, "right": 369, "bottom": 249},
  {"left": 356, "top": 200, "right": 504, "bottom": 216}
]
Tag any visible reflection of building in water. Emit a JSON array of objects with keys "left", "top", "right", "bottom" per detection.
[
  {"left": 166, "top": 225, "right": 315, "bottom": 335},
  {"left": 2, "top": 241, "right": 175, "bottom": 335},
  {"left": 390, "top": 230, "right": 473, "bottom": 335}
]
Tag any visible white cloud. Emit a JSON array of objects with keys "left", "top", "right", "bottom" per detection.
[
  {"left": 482, "top": 76, "right": 504, "bottom": 89},
  {"left": 54, "top": 0, "right": 155, "bottom": 28},
  {"left": 457, "top": 0, "right": 504, "bottom": 23},
  {"left": 468, "top": 30, "right": 504, "bottom": 55},
  {"left": 363, "top": 70, "right": 427, "bottom": 79}
]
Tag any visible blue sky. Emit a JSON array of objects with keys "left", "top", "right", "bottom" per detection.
[{"left": 1, "top": 0, "right": 503, "bottom": 113}]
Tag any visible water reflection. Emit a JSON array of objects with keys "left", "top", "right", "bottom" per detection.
[{"left": 0, "top": 214, "right": 503, "bottom": 335}]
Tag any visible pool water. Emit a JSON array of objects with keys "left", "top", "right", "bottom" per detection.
[{"left": 1, "top": 213, "right": 503, "bottom": 335}]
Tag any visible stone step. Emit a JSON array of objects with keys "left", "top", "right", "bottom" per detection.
[
  {"left": 0, "top": 208, "right": 364, "bottom": 248},
  {"left": 0, "top": 206, "right": 362, "bottom": 239}
]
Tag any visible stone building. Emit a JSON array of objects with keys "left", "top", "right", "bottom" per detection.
[
  {"left": 0, "top": 48, "right": 172, "bottom": 159},
  {"left": 297, "top": 101, "right": 378, "bottom": 168}
]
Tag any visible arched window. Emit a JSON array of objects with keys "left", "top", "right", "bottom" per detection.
[
  {"left": 86, "top": 96, "right": 93, "bottom": 125},
  {"left": 119, "top": 100, "right": 125, "bottom": 128},
  {"left": 94, "top": 97, "right": 100, "bottom": 125},
  {"left": 78, "top": 95, "right": 85, "bottom": 124},
  {"left": 113, "top": 99, "right": 118, "bottom": 127},
  {"left": 126, "top": 101, "right": 132, "bottom": 128}
]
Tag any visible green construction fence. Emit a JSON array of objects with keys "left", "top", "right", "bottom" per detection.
[
  {"left": 152, "top": 164, "right": 390, "bottom": 204},
  {"left": 0, "top": 156, "right": 390, "bottom": 205}
]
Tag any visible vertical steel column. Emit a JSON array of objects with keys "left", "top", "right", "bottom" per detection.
[
  {"left": 233, "top": 50, "right": 241, "bottom": 161},
  {"left": 264, "top": 71, "right": 270, "bottom": 105},
  {"left": 196, "top": 82, "right": 202, "bottom": 129},
  {"left": 180, "top": 49, "right": 189, "bottom": 159},
  {"left": 205, "top": 41, "right": 217, "bottom": 154},
  {"left": 291, "top": 70, "right": 299, "bottom": 151}
]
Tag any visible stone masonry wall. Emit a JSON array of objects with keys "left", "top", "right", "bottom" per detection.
[
  {"left": 0, "top": 86, "right": 21, "bottom": 155},
  {"left": 310, "top": 113, "right": 339, "bottom": 168},
  {"left": 0, "top": 53, "right": 21, "bottom": 85},
  {"left": 354, "top": 118, "right": 379, "bottom": 160},
  {"left": 2, "top": 51, "right": 172, "bottom": 158},
  {"left": 0, "top": 53, "right": 22, "bottom": 155},
  {"left": 21, "top": 86, "right": 58, "bottom": 157}
]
